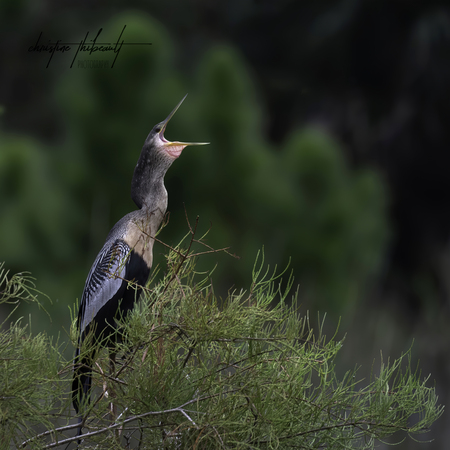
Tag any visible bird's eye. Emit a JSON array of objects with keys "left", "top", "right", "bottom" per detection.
[{"left": 154, "top": 126, "right": 161, "bottom": 133}]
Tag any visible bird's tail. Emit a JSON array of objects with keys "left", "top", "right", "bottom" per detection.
[{"left": 72, "top": 346, "right": 92, "bottom": 441}]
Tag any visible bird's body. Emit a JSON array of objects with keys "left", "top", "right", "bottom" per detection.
[
  {"left": 72, "top": 95, "right": 207, "bottom": 440},
  {"left": 76, "top": 209, "right": 158, "bottom": 343}
]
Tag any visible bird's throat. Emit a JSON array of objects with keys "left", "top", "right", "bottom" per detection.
[{"left": 164, "top": 144, "right": 186, "bottom": 159}]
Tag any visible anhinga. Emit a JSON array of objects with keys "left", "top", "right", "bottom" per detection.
[{"left": 72, "top": 94, "right": 208, "bottom": 439}]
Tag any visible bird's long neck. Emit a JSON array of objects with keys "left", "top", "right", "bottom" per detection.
[{"left": 131, "top": 147, "right": 172, "bottom": 212}]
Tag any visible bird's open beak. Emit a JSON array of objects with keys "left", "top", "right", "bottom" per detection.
[{"left": 159, "top": 94, "right": 209, "bottom": 158}]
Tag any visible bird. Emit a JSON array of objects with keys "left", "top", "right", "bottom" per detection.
[{"left": 72, "top": 94, "right": 208, "bottom": 440}]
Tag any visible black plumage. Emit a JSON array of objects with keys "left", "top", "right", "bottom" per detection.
[{"left": 72, "top": 95, "right": 208, "bottom": 439}]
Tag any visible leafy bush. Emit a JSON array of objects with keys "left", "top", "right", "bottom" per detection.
[{"left": 0, "top": 229, "right": 442, "bottom": 449}]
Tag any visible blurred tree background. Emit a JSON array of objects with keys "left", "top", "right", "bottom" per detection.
[{"left": 0, "top": 1, "right": 449, "bottom": 448}]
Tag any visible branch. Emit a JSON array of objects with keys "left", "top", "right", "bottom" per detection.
[
  {"left": 31, "top": 387, "right": 244, "bottom": 448},
  {"left": 254, "top": 420, "right": 406, "bottom": 445}
]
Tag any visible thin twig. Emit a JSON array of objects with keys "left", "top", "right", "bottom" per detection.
[
  {"left": 162, "top": 215, "right": 198, "bottom": 294},
  {"left": 27, "top": 388, "right": 243, "bottom": 448},
  {"left": 179, "top": 409, "right": 197, "bottom": 426}
]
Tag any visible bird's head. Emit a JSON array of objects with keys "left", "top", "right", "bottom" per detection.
[
  {"left": 131, "top": 95, "right": 208, "bottom": 209},
  {"left": 147, "top": 94, "right": 209, "bottom": 160}
]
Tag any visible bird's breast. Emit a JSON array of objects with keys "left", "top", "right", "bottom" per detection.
[{"left": 123, "top": 209, "right": 165, "bottom": 269}]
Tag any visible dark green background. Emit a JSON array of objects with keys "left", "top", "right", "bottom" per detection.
[{"left": 1, "top": 2, "right": 448, "bottom": 448}]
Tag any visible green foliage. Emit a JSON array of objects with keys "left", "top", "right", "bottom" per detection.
[
  {"left": 279, "top": 129, "right": 388, "bottom": 312},
  {"left": 0, "top": 131, "right": 80, "bottom": 336},
  {"left": 0, "top": 134, "right": 76, "bottom": 269},
  {"left": 0, "top": 263, "right": 70, "bottom": 447},
  {"left": 1, "top": 233, "right": 442, "bottom": 448}
]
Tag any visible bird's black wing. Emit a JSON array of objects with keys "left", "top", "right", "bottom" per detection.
[
  {"left": 73, "top": 229, "right": 151, "bottom": 427},
  {"left": 72, "top": 238, "right": 132, "bottom": 421},
  {"left": 77, "top": 238, "right": 132, "bottom": 338}
]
